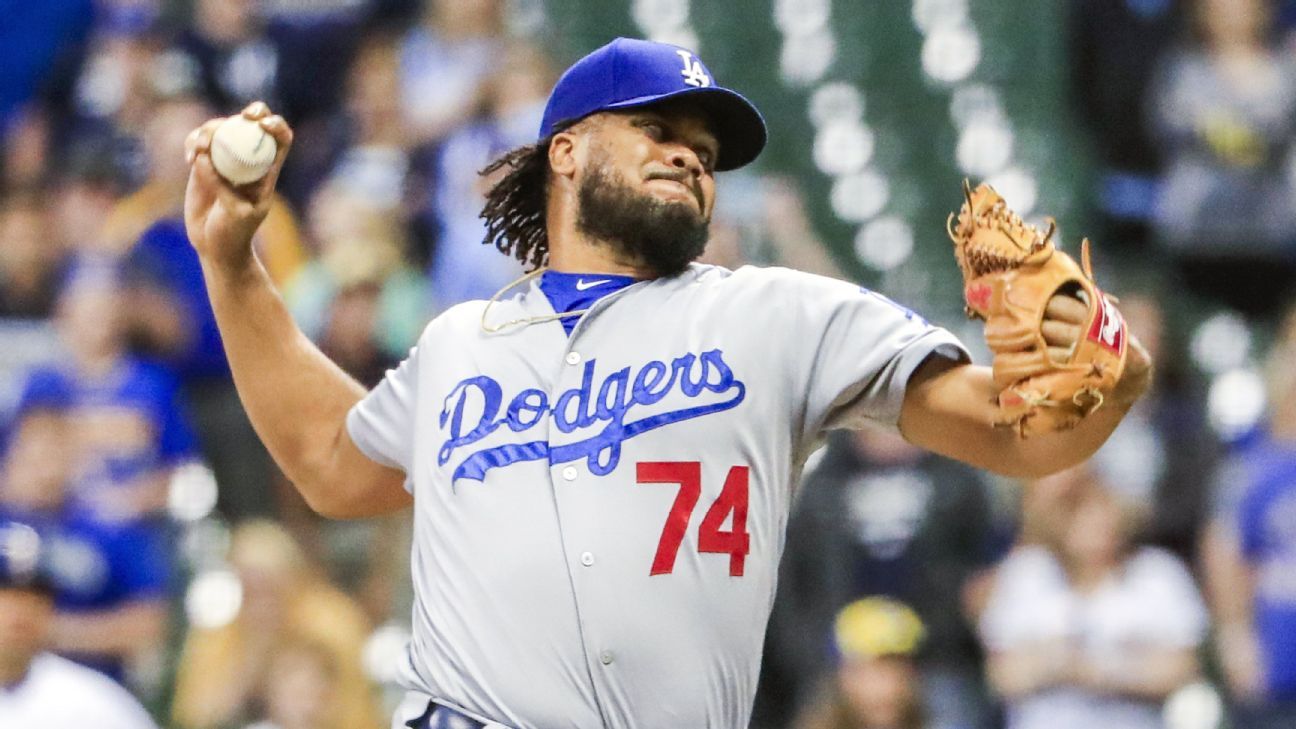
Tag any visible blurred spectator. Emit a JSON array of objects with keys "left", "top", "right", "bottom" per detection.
[
  {"left": 104, "top": 86, "right": 305, "bottom": 523},
  {"left": 99, "top": 86, "right": 211, "bottom": 258},
  {"left": 125, "top": 214, "right": 284, "bottom": 523},
  {"left": 0, "top": 1, "right": 94, "bottom": 189},
  {"left": 1068, "top": 0, "right": 1182, "bottom": 249},
  {"left": 418, "top": 40, "right": 549, "bottom": 308},
  {"left": 50, "top": 145, "right": 122, "bottom": 258},
  {"left": 1016, "top": 460, "right": 1094, "bottom": 550},
  {"left": 3, "top": 107, "right": 56, "bottom": 191},
  {"left": 291, "top": 34, "right": 410, "bottom": 225},
  {"left": 0, "top": 1, "right": 94, "bottom": 145},
  {"left": 278, "top": 164, "right": 419, "bottom": 620},
  {"left": 1150, "top": 0, "right": 1296, "bottom": 319},
  {"left": 0, "top": 409, "right": 171, "bottom": 686},
  {"left": 171, "top": 520, "right": 382, "bottom": 729},
  {"left": 65, "top": 0, "right": 165, "bottom": 191},
  {"left": 172, "top": 0, "right": 281, "bottom": 115},
  {"left": 0, "top": 521, "right": 159, "bottom": 729},
  {"left": 979, "top": 470, "right": 1207, "bottom": 729},
  {"left": 0, "top": 188, "right": 66, "bottom": 318},
  {"left": 285, "top": 181, "right": 430, "bottom": 364},
  {"left": 19, "top": 266, "right": 197, "bottom": 526},
  {"left": 242, "top": 637, "right": 345, "bottom": 729},
  {"left": 0, "top": 317, "right": 59, "bottom": 440},
  {"left": 279, "top": 189, "right": 418, "bottom": 611},
  {"left": 102, "top": 86, "right": 305, "bottom": 281},
  {"left": 234, "top": 3, "right": 375, "bottom": 207},
  {"left": 792, "top": 597, "right": 930, "bottom": 729},
  {"left": 757, "top": 427, "right": 1002, "bottom": 729},
  {"left": 320, "top": 282, "right": 402, "bottom": 388},
  {"left": 399, "top": 0, "right": 506, "bottom": 147},
  {"left": 1201, "top": 305, "right": 1296, "bottom": 728},
  {"left": 702, "top": 174, "right": 846, "bottom": 278}
]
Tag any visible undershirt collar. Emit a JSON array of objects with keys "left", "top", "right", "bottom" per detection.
[{"left": 537, "top": 271, "right": 639, "bottom": 335}]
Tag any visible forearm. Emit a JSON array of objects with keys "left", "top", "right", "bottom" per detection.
[
  {"left": 51, "top": 601, "right": 167, "bottom": 656},
  {"left": 1081, "top": 648, "right": 1199, "bottom": 701},
  {"left": 201, "top": 256, "right": 367, "bottom": 509},
  {"left": 901, "top": 361, "right": 1140, "bottom": 478},
  {"left": 986, "top": 646, "right": 1074, "bottom": 698},
  {"left": 1002, "top": 379, "right": 1140, "bottom": 477}
]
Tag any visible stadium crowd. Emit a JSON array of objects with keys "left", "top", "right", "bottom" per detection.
[{"left": 0, "top": 1, "right": 1293, "bottom": 728}]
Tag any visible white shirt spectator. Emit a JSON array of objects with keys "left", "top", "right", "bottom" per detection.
[
  {"left": 980, "top": 545, "right": 1208, "bottom": 729},
  {"left": 0, "top": 653, "right": 158, "bottom": 728}
]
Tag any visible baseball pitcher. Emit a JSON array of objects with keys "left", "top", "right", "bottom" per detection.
[{"left": 182, "top": 37, "right": 1151, "bottom": 729}]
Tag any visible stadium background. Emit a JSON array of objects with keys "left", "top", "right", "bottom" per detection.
[{"left": 1, "top": 0, "right": 1294, "bottom": 728}]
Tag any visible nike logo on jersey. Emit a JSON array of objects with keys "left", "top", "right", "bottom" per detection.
[
  {"left": 438, "top": 350, "right": 746, "bottom": 482},
  {"left": 575, "top": 278, "right": 612, "bottom": 291}
]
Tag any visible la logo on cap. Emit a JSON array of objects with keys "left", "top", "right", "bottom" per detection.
[
  {"left": 676, "top": 49, "right": 712, "bottom": 88},
  {"left": 538, "top": 37, "right": 767, "bottom": 170}
]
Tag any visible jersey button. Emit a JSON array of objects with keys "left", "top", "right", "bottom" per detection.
[
  {"left": 580, "top": 552, "right": 594, "bottom": 566},
  {"left": 561, "top": 466, "right": 578, "bottom": 481},
  {"left": 599, "top": 651, "right": 614, "bottom": 665},
  {"left": 565, "top": 351, "right": 582, "bottom": 365}
]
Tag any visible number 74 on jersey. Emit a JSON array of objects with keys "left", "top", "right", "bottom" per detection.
[{"left": 637, "top": 462, "right": 750, "bottom": 577}]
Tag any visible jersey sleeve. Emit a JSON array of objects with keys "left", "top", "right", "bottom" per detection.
[
  {"left": 792, "top": 275, "right": 968, "bottom": 437},
  {"left": 346, "top": 343, "right": 422, "bottom": 473}
]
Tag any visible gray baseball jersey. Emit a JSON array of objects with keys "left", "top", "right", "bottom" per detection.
[{"left": 348, "top": 263, "right": 968, "bottom": 729}]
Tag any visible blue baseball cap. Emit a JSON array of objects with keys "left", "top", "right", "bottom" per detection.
[{"left": 539, "top": 37, "right": 767, "bottom": 171}]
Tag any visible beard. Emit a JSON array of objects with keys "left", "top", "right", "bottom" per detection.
[{"left": 575, "top": 159, "right": 711, "bottom": 277}]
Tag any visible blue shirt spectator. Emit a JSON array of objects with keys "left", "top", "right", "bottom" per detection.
[
  {"left": 19, "top": 358, "right": 196, "bottom": 525},
  {"left": 120, "top": 218, "right": 281, "bottom": 522},
  {"left": 1237, "top": 438, "right": 1296, "bottom": 701},
  {"left": 0, "top": 407, "right": 171, "bottom": 687},
  {"left": 0, "top": 506, "right": 171, "bottom": 683},
  {"left": 420, "top": 42, "right": 552, "bottom": 309},
  {"left": 125, "top": 218, "right": 230, "bottom": 381}
]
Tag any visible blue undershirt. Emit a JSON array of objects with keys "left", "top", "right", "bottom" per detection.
[{"left": 538, "top": 271, "right": 638, "bottom": 335}]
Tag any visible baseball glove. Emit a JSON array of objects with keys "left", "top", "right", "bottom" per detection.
[{"left": 947, "top": 181, "right": 1128, "bottom": 437}]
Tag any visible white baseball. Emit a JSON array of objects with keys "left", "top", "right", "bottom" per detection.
[{"left": 209, "top": 115, "right": 277, "bottom": 186}]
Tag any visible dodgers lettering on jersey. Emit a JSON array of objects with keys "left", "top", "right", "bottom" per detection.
[
  {"left": 438, "top": 349, "right": 745, "bottom": 482},
  {"left": 347, "top": 264, "right": 968, "bottom": 729}
]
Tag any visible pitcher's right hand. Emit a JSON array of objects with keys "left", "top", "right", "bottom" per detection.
[{"left": 183, "top": 101, "right": 293, "bottom": 272}]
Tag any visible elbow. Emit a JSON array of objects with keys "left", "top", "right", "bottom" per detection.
[
  {"left": 293, "top": 475, "right": 364, "bottom": 519},
  {"left": 284, "top": 445, "right": 366, "bottom": 519},
  {"left": 307, "top": 498, "right": 363, "bottom": 520},
  {"left": 291, "top": 471, "right": 408, "bottom": 519},
  {"left": 285, "top": 428, "right": 411, "bottom": 519}
]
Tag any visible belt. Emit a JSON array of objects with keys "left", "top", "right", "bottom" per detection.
[{"left": 406, "top": 701, "right": 511, "bottom": 729}]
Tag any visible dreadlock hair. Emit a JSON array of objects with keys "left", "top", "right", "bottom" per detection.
[{"left": 480, "top": 138, "right": 553, "bottom": 271}]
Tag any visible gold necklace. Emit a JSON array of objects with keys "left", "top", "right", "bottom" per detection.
[{"left": 479, "top": 267, "right": 593, "bottom": 334}]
